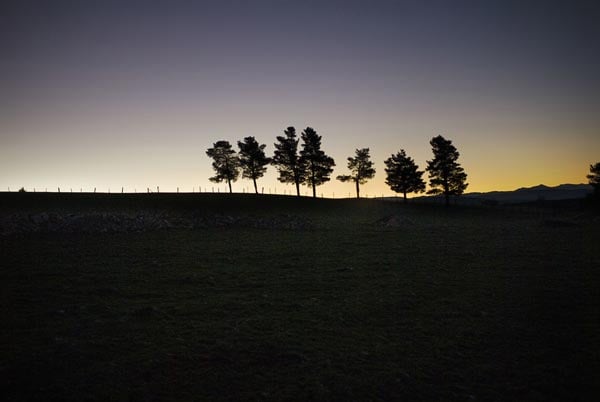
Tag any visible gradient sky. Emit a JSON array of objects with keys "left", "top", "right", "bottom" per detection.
[{"left": 2, "top": 0, "right": 599, "bottom": 196}]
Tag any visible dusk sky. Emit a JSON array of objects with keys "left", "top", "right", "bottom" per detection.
[{"left": 2, "top": 0, "right": 599, "bottom": 196}]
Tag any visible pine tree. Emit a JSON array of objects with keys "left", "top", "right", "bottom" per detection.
[
  {"left": 587, "top": 162, "right": 600, "bottom": 196},
  {"left": 426, "top": 135, "right": 468, "bottom": 206},
  {"left": 299, "top": 127, "right": 335, "bottom": 198},
  {"left": 272, "top": 127, "right": 305, "bottom": 196},
  {"left": 384, "top": 150, "right": 425, "bottom": 202},
  {"left": 206, "top": 140, "right": 240, "bottom": 193},
  {"left": 238, "top": 136, "right": 271, "bottom": 194},
  {"left": 336, "top": 148, "right": 376, "bottom": 198}
]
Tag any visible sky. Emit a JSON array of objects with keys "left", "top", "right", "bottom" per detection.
[{"left": 2, "top": 0, "right": 599, "bottom": 196}]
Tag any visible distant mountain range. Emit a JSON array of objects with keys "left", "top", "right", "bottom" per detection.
[{"left": 409, "top": 184, "right": 593, "bottom": 205}]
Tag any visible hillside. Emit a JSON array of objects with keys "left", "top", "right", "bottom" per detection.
[
  {"left": 1, "top": 191, "right": 599, "bottom": 401},
  {"left": 410, "top": 183, "right": 593, "bottom": 205},
  {"left": 465, "top": 183, "right": 592, "bottom": 203}
]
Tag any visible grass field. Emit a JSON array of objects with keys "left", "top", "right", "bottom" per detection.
[{"left": 1, "top": 194, "right": 599, "bottom": 401}]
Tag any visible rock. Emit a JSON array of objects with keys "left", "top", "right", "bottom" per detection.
[
  {"left": 29, "top": 213, "right": 49, "bottom": 225},
  {"left": 376, "top": 214, "right": 415, "bottom": 227},
  {"left": 1, "top": 210, "right": 312, "bottom": 236}
]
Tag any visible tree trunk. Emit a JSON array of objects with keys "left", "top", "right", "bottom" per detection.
[
  {"left": 443, "top": 177, "right": 450, "bottom": 207},
  {"left": 253, "top": 179, "right": 258, "bottom": 194},
  {"left": 228, "top": 180, "right": 232, "bottom": 194},
  {"left": 355, "top": 180, "right": 360, "bottom": 199},
  {"left": 312, "top": 184, "right": 316, "bottom": 198},
  {"left": 403, "top": 191, "right": 407, "bottom": 203},
  {"left": 295, "top": 181, "right": 300, "bottom": 197}
]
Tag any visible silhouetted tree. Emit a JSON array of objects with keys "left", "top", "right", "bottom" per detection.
[
  {"left": 587, "top": 162, "right": 600, "bottom": 195},
  {"left": 272, "top": 127, "right": 305, "bottom": 196},
  {"left": 299, "top": 127, "right": 335, "bottom": 198},
  {"left": 206, "top": 140, "right": 240, "bottom": 193},
  {"left": 337, "top": 148, "right": 376, "bottom": 198},
  {"left": 238, "top": 136, "right": 271, "bottom": 194},
  {"left": 426, "top": 135, "right": 468, "bottom": 206},
  {"left": 384, "top": 150, "right": 425, "bottom": 203}
]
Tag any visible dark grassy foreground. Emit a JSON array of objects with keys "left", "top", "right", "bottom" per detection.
[{"left": 1, "top": 193, "right": 599, "bottom": 401}]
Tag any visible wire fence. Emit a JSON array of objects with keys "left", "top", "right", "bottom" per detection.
[
  {"left": 3, "top": 186, "right": 589, "bottom": 217},
  {"left": 4, "top": 185, "right": 405, "bottom": 200}
]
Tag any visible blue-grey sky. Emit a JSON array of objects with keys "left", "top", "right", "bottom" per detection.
[{"left": 2, "top": 0, "right": 599, "bottom": 195}]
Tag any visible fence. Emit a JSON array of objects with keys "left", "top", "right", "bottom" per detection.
[
  {"left": 5, "top": 185, "right": 404, "bottom": 200},
  {"left": 3, "top": 187, "right": 586, "bottom": 215}
]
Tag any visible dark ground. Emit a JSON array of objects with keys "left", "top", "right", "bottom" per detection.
[{"left": 1, "top": 193, "right": 599, "bottom": 401}]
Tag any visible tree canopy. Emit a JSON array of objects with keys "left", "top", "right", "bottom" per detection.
[
  {"left": 272, "top": 127, "right": 305, "bottom": 196},
  {"left": 238, "top": 136, "right": 271, "bottom": 194},
  {"left": 206, "top": 140, "right": 240, "bottom": 193},
  {"left": 587, "top": 162, "right": 600, "bottom": 195},
  {"left": 426, "top": 135, "right": 468, "bottom": 206},
  {"left": 336, "top": 148, "right": 376, "bottom": 198},
  {"left": 384, "top": 150, "right": 425, "bottom": 202},
  {"left": 299, "top": 127, "right": 335, "bottom": 197}
]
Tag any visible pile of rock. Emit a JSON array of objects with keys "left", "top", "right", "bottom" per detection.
[
  {"left": 375, "top": 214, "right": 415, "bottom": 228},
  {"left": 0, "top": 211, "right": 312, "bottom": 236},
  {"left": 200, "top": 214, "right": 311, "bottom": 230}
]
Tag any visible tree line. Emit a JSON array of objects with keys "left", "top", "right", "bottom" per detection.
[{"left": 206, "top": 127, "right": 470, "bottom": 206}]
